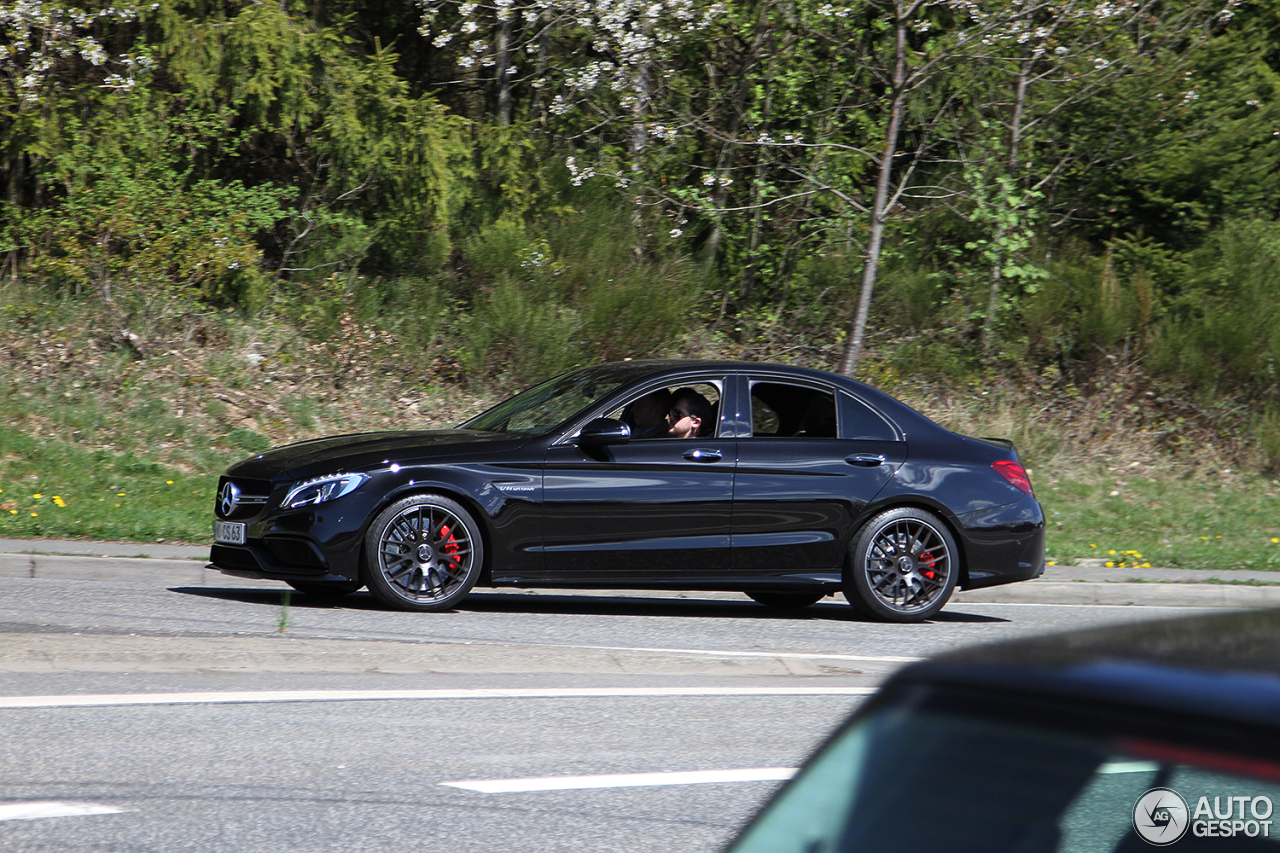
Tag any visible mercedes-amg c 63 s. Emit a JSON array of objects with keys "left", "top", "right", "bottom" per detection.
[{"left": 209, "top": 360, "right": 1044, "bottom": 621}]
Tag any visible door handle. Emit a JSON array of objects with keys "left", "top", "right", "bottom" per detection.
[
  {"left": 683, "top": 449, "right": 723, "bottom": 463},
  {"left": 846, "top": 454, "right": 885, "bottom": 467}
]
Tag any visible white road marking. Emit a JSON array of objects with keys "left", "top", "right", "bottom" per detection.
[
  {"left": 0, "top": 686, "right": 876, "bottom": 709},
  {"left": 954, "top": 602, "right": 1218, "bottom": 609},
  {"left": 0, "top": 802, "right": 124, "bottom": 821},
  {"left": 442, "top": 767, "right": 798, "bottom": 793},
  {"left": 572, "top": 645, "right": 921, "bottom": 663}
]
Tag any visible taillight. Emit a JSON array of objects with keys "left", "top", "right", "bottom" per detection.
[{"left": 992, "top": 459, "right": 1034, "bottom": 496}]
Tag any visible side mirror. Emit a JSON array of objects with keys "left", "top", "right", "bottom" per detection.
[{"left": 577, "top": 417, "right": 631, "bottom": 446}]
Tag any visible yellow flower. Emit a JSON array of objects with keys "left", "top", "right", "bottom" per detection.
[
  {"left": 1272, "top": 538, "right": 1279, "bottom": 544},
  {"left": 30, "top": 512, "right": 37, "bottom": 517},
  {"left": 1105, "top": 561, "right": 1115, "bottom": 568},
  {"left": 1090, "top": 543, "right": 1097, "bottom": 548},
  {"left": 1142, "top": 563, "right": 1151, "bottom": 568},
  {"left": 166, "top": 480, "right": 174, "bottom": 485},
  {"left": 53, "top": 496, "right": 66, "bottom": 508},
  {"left": 32, "top": 493, "right": 42, "bottom": 499},
  {"left": 1109, "top": 550, "right": 1117, "bottom": 555},
  {"left": 8, "top": 510, "right": 15, "bottom": 515},
  {"left": 114, "top": 503, "right": 121, "bottom": 508},
  {"left": 116, "top": 492, "right": 126, "bottom": 497}
]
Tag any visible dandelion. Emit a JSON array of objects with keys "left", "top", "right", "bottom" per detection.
[
  {"left": 166, "top": 480, "right": 174, "bottom": 485},
  {"left": 30, "top": 512, "right": 37, "bottom": 518},
  {"left": 8, "top": 510, "right": 15, "bottom": 515},
  {"left": 33, "top": 493, "right": 42, "bottom": 499},
  {"left": 1105, "top": 561, "right": 1115, "bottom": 567},
  {"left": 1272, "top": 538, "right": 1279, "bottom": 544},
  {"left": 53, "top": 496, "right": 66, "bottom": 508}
]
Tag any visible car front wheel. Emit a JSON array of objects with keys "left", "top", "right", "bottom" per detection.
[
  {"left": 844, "top": 508, "right": 958, "bottom": 622},
  {"left": 363, "top": 494, "right": 484, "bottom": 612}
]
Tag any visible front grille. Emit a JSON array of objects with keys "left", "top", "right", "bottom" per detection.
[{"left": 216, "top": 476, "right": 275, "bottom": 520}]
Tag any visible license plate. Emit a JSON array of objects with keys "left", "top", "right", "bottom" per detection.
[{"left": 214, "top": 521, "right": 247, "bottom": 545}]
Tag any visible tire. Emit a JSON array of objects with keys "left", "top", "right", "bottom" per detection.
[
  {"left": 746, "top": 591, "right": 826, "bottom": 609},
  {"left": 363, "top": 494, "right": 484, "bottom": 612},
  {"left": 286, "top": 580, "right": 363, "bottom": 598},
  {"left": 844, "top": 508, "right": 958, "bottom": 622}
]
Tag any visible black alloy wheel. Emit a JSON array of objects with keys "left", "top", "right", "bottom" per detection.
[
  {"left": 844, "top": 507, "right": 958, "bottom": 622},
  {"left": 745, "top": 591, "right": 827, "bottom": 609},
  {"left": 363, "top": 494, "right": 484, "bottom": 612}
]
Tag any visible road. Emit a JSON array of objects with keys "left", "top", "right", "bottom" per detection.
[{"left": 0, "top": 567, "right": 1265, "bottom": 852}]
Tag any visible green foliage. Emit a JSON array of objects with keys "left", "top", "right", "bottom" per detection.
[
  {"left": 1152, "top": 218, "right": 1280, "bottom": 391},
  {"left": 454, "top": 195, "right": 696, "bottom": 384},
  {"left": 2, "top": 94, "right": 286, "bottom": 311}
]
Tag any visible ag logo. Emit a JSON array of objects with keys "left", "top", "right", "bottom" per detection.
[{"left": 1134, "top": 787, "right": 1190, "bottom": 846}]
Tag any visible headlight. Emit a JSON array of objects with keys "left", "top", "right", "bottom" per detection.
[{"left": 283, "top": 473, "right": 369, "bottom": 509}]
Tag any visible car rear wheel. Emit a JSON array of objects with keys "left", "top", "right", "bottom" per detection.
[
  {"left": 286, "top": 580, "right": 362, "bottom": 598},
  {"left": 844, "top": 508, "right": 958, "bottom": 622},
  {"left": 363, "top": 494, "right": 483, "bottom": 612},
  {"left": 745, "top": 591, "right": 826, "bottom": 609}
]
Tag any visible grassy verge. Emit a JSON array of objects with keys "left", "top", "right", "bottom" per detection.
[
  {"left": 2, "top": 296, "right": 1278, "bottom": 569},
  {"left": 1041, "top": 471, "right": 1280, "bottom": 571}
]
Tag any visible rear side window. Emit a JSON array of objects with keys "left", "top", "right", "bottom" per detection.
[{"left": 749, "top": 383, "right": 838, "bottom": 438}]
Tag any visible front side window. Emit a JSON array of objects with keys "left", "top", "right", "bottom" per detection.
[{"left": 606, "top": 380, "right": 722, "bottom": 439}]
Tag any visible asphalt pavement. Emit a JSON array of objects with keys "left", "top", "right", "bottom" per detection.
[{"left": 1, "top": 537, "right": 1278, "bottom": 609}]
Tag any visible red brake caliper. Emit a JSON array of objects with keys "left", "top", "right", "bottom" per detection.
[
  {"left": 439, "top": 524, "right": 461, "bottom": 571},
  {"left": 919, "top": 550, "right": 937, "bottom": 580}
]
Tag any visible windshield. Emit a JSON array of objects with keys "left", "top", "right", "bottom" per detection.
[{"left": 458, "top": 364, "right": 650, "bottom": 435}]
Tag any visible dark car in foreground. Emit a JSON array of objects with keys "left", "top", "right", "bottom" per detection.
[
  {"left": 209, "top": 359, "right": 1044, "bottom": 621},
  {"left": 726, "top": 607, "right": 1280, "bottom": 852}
]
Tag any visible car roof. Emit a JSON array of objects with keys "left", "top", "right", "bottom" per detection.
[{"left": 891, "top": 608, "right": 1280, "bottom": 729}]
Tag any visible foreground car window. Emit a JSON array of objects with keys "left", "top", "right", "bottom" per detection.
[
  {"left": 728, "top": 692, "right": 1280, "bottom": 853},
  {"left": 460, "top": 365, "right": 638, "bottom": 434}
]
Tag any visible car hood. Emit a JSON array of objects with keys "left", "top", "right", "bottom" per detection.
[{"left": 224, "top": 430, "right": 533, "bottom": 481}]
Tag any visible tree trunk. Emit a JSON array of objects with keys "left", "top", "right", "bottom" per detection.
[
  {"left": 837, "top": 2, "right": 909, "bottom": 378},
  {"left": 495, "top": 16, "right": 511, "bottom": 127},
  {"left": 981, "top": 46, "right": 1031, "bottom": 352}
]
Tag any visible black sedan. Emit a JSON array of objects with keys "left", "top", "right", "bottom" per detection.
[{"left": 209, "top": 359, "right": 1044, "bottom": 621}]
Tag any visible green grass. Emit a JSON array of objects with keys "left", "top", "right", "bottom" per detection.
[
  {"left": 1041, "top": 470, "right": 1280, "bottom": 571},
  {"left": 0, "top": 429, "right": 228, "bottom": 543}
]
